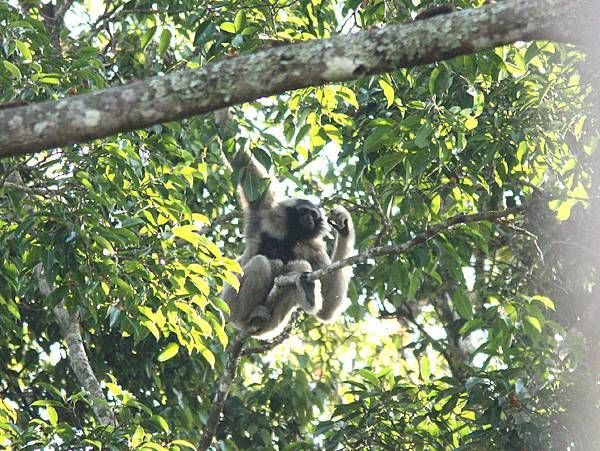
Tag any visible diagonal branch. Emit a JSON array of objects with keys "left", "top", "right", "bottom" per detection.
[
  {"left": 1, "top": 0, "right": 595, "bottom": 157},
  {"left": 34, "top": 265, "right": 117, "bottom": 427},
  {"left": 275, "top": 206, "right": 525, "bottom": 288}
]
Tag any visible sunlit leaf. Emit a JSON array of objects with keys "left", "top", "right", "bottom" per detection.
[
  {"left": 47, "top": 406, "right": 58, "bottom": 425},
  {"left": 378, "top": 79, "right": 394, "bottom": 107},
  {"left": 158, "top": 342, "right": 180, "bottom": 362},
  {"left": 454, "top": 290, "right": 473, "bottom": 320}
]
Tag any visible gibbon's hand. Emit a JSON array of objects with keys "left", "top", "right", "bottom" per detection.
[{"left": 328, "top": 206, "right": 351, "bottom": 237}]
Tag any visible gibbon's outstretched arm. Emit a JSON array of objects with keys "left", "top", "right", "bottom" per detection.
[{"left": 318, "top": 206, "right": 355, "bottom": 322}]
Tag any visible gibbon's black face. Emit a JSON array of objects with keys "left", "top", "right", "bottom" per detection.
[{"left": 285, "top": 199, "right": 324, "bottom": 241}]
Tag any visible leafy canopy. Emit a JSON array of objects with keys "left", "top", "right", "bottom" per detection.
[{"left": 0, "top": 0, "right": 597, "bottom": 450}]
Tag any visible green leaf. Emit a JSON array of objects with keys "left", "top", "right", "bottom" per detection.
[
  {"left": 144, "top": 444, "right": 169, "bottom": 451},
  {"left": 241, "top": 168, "right": 269, "bottom": 203},
  {"left": 131, "top": 426, "right": 145, "bottom": 448},
  {"left": 414, "top": 125, "right": 433, "bottom": 148},
  {"left": 15, "top": 40, "right": 33, "bottom": 61},
  {"left": 106, "top": 382, "right": 122, "bottom": 396},
  {"left": 158, "top": 342, "right": 180, "bottom": 362},
  {"left": 420, "top": 355, "right": 430, "bottom": 379},
  {"left": 211, "top": 320, "right": 228, "bottom": 348},
  {"left": 8, "top": 20, "right": 35, "bottom": 29},
  {"left": 431, "top": 194, "right": 441, "bottom": 214},
  {"left": 92, "top": 234, "right": 114, "bottom": 253},
  {"left": 197, "top": 342, "right": 215, "bottom": 367},
  {"left": 454, "top": 290, "right": 473, "bottom": 320},
  {"left": 171, "top": 439, "right": 197, "bottom": 450},
  {"left": 172, "top": 225, "right": 201, "bottom": 246},
  {"left": 531, "top": 295, "right": 555, "bottom": 310},
  {"left": 159, "top": 29, "right": 172, "bottom": 57},
  {"left": 429, "top": 66, "right": 441, "bottom": 95},
  {"left": 549, "top": 199, "right": 576, "bottom": 221},
  {"left": 357, "top": 369, "right": 379, "bottom": 386},
  {"left": 144, "top": 320, "right": 161, "bottom": 340},
  {"left": 464, "top": 116, "right": 478, "bottom": 130},
  {"left": 151, "top": 415, "right": 171, "bottom": 433},
  {"left": 141, "top": 26, "right": 157, "bottom": 51},
  {"left": 222, "top": 270, "right": 240, "bottom": 291},
  {"left": 31, "top": 400, "right": 63, "bottom": 407},
  {"left": 373, "top": 153, "right": 403, "bottom": 172},
  {"left": 234, "top": 11, "right": 246, "bottom": 32},
  {"left": 190, "top": 274, "right": 210, "bottom": 296},
  {"left": 364, "top": 126, "right": 394, "bottom": 152},
  {"left": 525, "top": 316, "right": 542, "bottom": 332},
  {"left": 3, "top": 60, "right": 21, "bottom": 79},
  {"left": 47, "top": 406, "right": 58, "bottom": 425},
  {"left": 516, "top": 140, "right": 528, "bottom": 162},
  {"left": 220, "top": 22, "right": 236, "bottom": 33}
]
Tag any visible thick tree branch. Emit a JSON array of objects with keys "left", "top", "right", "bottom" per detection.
[
  {"left": 0, "top": 0, "right": 595, "bottom": 157},
  {"left": 34, "top": 265, "right": 117, "bottom": 427}
]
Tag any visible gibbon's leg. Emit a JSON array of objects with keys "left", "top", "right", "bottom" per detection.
[
  {"left": 318, "top": 206, "right": 356, "bottom": 322},
  {"left": 254, "top": 260, "right": 322, "bottom": 339},
  {"left": 222, "top": 255, "right": 275, "bottom": 329}
]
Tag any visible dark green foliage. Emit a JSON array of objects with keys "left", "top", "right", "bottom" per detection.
[{"left": 0, "top": 0, "right": 598, "bottom": 450}]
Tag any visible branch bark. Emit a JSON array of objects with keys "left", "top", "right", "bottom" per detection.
[
  {"left": 0, "top": 0, "right": 595, "bottom": 157},
  {"left": 34, "top": 265, "right": 117, "bottom": 427}
]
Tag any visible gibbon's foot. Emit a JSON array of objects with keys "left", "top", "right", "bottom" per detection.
[
  {"left": 270, "top": 258, "right": 285, "bottom": 276},
  {"left": 299, "top": 272, "right": 316, "bottom": 307},
  {"left": 248, "top": 305, "right": 271, "bottom": 326},
  {"left": 328, "top": 206, "right": 351, "bottom": 236}
]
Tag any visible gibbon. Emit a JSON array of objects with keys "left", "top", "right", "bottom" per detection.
[{"left": 222, "top": 151, "right": 355, "bottom": 339}]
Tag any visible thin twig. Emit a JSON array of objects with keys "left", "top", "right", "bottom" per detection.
[
  {"left": 198, "top": 210, "right": 241, "bottom": 235},
  {"left": 1, "top": 181, "right": 54, "bottom": 197}
]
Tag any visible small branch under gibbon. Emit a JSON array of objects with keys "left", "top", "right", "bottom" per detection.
[
  {"left": 198, "top": 330, "right": 249, "bottom": 450},
  {"left": 199, "top": 279, "right": 298, "bottom": 449}
]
